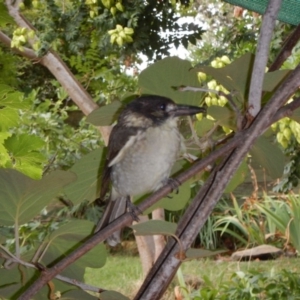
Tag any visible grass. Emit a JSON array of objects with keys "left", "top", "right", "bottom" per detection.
[{"left": 84, "top": 250, "right": 300, "bottom": 299}]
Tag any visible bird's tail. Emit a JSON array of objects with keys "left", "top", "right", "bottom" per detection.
[{"left": 94, "top": 195, "right": 128, "bottom": 247}]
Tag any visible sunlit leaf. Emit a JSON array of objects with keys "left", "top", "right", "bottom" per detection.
[
  {"left": 4, "top": 134, "right": 47, "bottom": 179},
  {"left": 0, "top": 107, "right": 19, "bottom": 130},
  {"left": 0, "top": 169, "right": 76, "bottom": 226}
]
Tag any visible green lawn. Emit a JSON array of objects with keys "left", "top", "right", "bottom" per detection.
[{"left": 84, "top": 253, "right": 300, "bottom": 299}]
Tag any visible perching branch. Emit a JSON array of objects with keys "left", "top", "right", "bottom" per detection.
[
  {"left": 248, "top": 0, "right": 283, "bottom": 117},
  {"left": 19, "top": 62, "right": 300, "bottom": 300}
]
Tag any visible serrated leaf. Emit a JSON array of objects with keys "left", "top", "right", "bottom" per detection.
[
  {"left": 143, "top": 180, "right": 191, "bottom": 214},
  {"left": 225, "top": 159, "right": 248, "bottom": 193},
  {"left": 207, "top": 106, "right": 236, "bottom": 129},
  {"left": 138, "top": 57, "right": 204, "bottom": 106},
  {"left": 100, "top": 291, "right": 130, "bottom": 300},
  {"left": 0, "top": 84, "right": 30, "bottom": 109},
  {"left": 64, "top": 148, "right": 104, "bottom": 204},
  {"left": 0, "top": 107, "right": 19, "bottom": 130},
  {"left": 0, "top": 169, "right": 76, "bottom": 226},
  {"left": 195, "top": 53, "right": 254, "bottom": 102},
  {"left": 132, "top": 220, "right": 177, "bottom": 236},
  {"left": 186, "top": 248, "right": 227, "bottom": 259},
  {"left": 0, "top": 4, "right": 14, "bottom": 27},
  {"left": 4, "top": 134, "right": 47, "bottom": 179},
  {"left": 86, "top": 101, "right": 122, "bottom": 126},
  {"left": 250, "top": 136, "right": 284, "bottom": 179}
]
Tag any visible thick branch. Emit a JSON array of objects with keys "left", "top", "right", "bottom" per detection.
[
  {"left": 248, "top": 0, "right": 283, "bottom": 117},
  {"left": 17, "top": 63, "right": 300, "bottom": 299},
  {"left": 133, "top": 63, "right": 300, "bottom": 300}
]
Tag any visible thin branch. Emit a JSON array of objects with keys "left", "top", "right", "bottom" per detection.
[
  {"left": 248, "top": 0, "right": 283, "bottom": 117},
  {"left": 0, "top": 31, "right": 37, "bottom": 60},
  {"left": 0, "top": 247, "right": 105, "bottom": 293},
  {"left": 269, "top": 23, "right": 300, "bottom": 72}
]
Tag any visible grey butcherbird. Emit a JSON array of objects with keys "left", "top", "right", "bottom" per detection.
[{"left": 95, "top": 95, "right": 206, "bottom": 246}]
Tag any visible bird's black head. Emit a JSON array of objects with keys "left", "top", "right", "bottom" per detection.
[{"left": 120, "top": 95, "right": 205, "bottom": 127}]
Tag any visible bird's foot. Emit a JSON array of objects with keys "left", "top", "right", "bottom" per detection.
[
  {"left": 164, "top": 178, "right": 181, "bottom": 194},
  {"left": 126, "top": 198, "right": 142, "bottom": 222}
]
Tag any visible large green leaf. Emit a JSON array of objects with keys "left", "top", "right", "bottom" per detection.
[
  {"left": 86, "top": 101, "right": 122, "bottom": 126},
  {"left": 250, "top": 136, "right": 285, "bottom": 179},
  {"left": 143, "top": 180, "right": 191, "bottom": 214},
  {"left": 44, "top": 220, "right": 107, "bottom": 278},
  {"left": 100, "top": 291, "right": 130, "bottom": 300},
  {"left": 225, "top": 159, "right": 248, "bottom": 193},
  {"left": 64, "top": 148, "right": 104, "bottom": 204},
  {"left": 132, "top": 220, "right": 177, "bottom": 236},
  {"left": 207, "top": 105, "right": 236, "bottom": 130},
  {"left": 138, "top": 57, "right": 204, "bottom": 106},
  {"left": 0, "top": 169, "right": 76, "bottom": 226},
  {"left": 263, "top": 70, "right": 290, "bottom": 92},
  {"left": 195, "top": 53, "right": 254, "bottom": 102}
]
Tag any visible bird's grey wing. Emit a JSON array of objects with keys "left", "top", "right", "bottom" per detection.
[{"left": 99, "top": 124, "right": 141, "bottom": 200}]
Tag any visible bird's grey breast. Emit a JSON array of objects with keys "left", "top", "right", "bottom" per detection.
[{"left": 110, "top": 118, "right": 182, "bottom": 197}]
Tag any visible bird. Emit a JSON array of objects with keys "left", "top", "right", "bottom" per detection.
[{"left": 95, "top": 95, "right": 206, "bottom": 246}]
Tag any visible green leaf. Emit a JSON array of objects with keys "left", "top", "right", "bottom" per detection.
[
  {"left": 143, "top": 180, "right": 191, "bottom": 214},
  {"left": 62, "top": 290, "right": 99, "bottom": 299},
  {"left": 262, "top": 70, "right": 290, "bottom": 92},
  {"left": 64, "top": 148, "right": 104, "bottom": 204},
  {"left": 194, "top": 118, "right": 215, "bottom": 136},
  {"left": 0, "top": 4, "right": 14, "bottom": 27},
  {"left": 225, "top": 160, "right": 248, "bottom": 193},
  {"left": 0, "top": 132, "right": 12, "bottom": 166},
  {"left": 195, "top": 53, "right": 254, "bottom": 102},
  {"left": 86, "top": 101, "right": 122, "bottom": 126},
  {"left": 0, "top": 107, "right": 19, "bottom": 130},
  {"left": 290, "top": 107, "right": 300, "bottom": 123},
  {"left": 0, "top": 169, "right": 76, "bottom": 226},
  {"left": 100, "top": 291, "right": 130, "bottom": 300},
  {"left": 207, "top": 106, "right": 236, "bottom": 129},
  {"left": 132, "top": 220, "right": 177, "bottom": 236},
  {"left": 138, "top": 57, "right": 204, "bottom": 106},
  {"left": 4, "top": 134, "right": 47, "bottom": 179},
  {"left": 44, "top": 220, "right": 107, "bottom": 278},
  {"left": 186, "top": 248, "right": 227, "bottom": 259},
  {"left": 0, "top": 84, "right": 30, "bottom": 109},
  {"left": 250, "top": 136, "right": 285, "bottom": 179}
]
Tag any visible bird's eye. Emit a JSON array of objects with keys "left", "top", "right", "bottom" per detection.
[{"left": 159, "top": 103, "right": 166, "bottom": 111}]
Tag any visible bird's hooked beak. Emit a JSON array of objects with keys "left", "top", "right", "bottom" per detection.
[{"left": 171, "top": 104, "right": 206, "bottom": 117}]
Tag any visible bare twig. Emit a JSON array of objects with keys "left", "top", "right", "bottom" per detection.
[
  {"left": 269, "top": 23, "right": 300, "bottom": 72},
  {"left": 0, "top": 246, "right": 105, "bottom": 293},
  {"left": 248, "top": 0, "right": 283, "bottom": 117}
]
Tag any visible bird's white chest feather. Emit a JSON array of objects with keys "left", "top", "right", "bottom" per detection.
[{"left": 110, "top": 118, "right": 183, "bottom": 197}]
